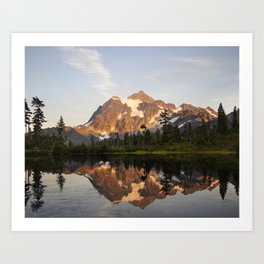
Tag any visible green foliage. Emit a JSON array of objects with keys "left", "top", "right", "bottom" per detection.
[
  {"left": 31, "top": 97, "right": 46, "bottom": 136},
  {"left": 217, "top": 103, "right": 228, "bottom": 134},
  {"left": 232, "top": 106, "right": 239, "bottom": 132},
  {"left": 159, "top": 109, "right": 173, "bottom": 143},
  {"left": 56, "top": 115, "right": 65, "bottom": 136},
  {"left": 52, "top": 141, "right": 69, "bottom": 157},
  {"left": 25, "top": 99, "right": 32, "bottom": 132},
  {"left": 25, "top": 96, "right": 239, "bottom": 156}
]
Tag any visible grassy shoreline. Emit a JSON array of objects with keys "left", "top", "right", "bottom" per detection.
[
  {"left": 25, "top": 148, "right": 236, "bottom": 157},
  {"left": 103, "top": 150, "right": 236, "bottom": 155}
]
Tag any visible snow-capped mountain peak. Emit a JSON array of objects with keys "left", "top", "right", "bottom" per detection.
[{"left": 75, "top": 91, "right": 218, "bottom": 135}]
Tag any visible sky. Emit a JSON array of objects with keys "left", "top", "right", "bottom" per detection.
[{"left": 25, "top": 46, "right": 239, "bottom": 128}]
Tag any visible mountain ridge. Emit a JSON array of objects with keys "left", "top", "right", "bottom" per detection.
[{"left": 75, "top": 90, "right": 218, "bottom": 135}]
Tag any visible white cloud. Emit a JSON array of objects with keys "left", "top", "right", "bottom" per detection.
[
  {"left": 145, "top": 68, "right": 192, "bottom": 81},
  {"left": 59, "top": 47, "right": 116, "bottom": 97},
  {"left": 170, "top": 56, "right": 213, "bottom": 67}
]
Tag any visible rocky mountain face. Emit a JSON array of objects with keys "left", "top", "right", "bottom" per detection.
[{"left": 75, "top": 90, "right": 218, "bottom": 135}]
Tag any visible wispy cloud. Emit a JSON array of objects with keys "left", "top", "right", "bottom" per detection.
[
  {"left": 59, "top": 47, "right": 116, "bottom": 97},
  {"left": 170, "top": 56, "right": 213, "bottom": 67},
  {"left": 145, "top": 68, "right": 193, "bottom": 81},
  {"left": 145, "top": 56, "right": 216, "bottom": 83},
  {"left": 211, "top": 94, "right": 239, "bottom": 110}
]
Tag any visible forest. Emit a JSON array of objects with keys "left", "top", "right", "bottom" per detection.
[{"left": 25, "top": 97, "right": 239, "bottom": 157}]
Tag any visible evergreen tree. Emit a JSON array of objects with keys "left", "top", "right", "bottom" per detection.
[
  {"left": 154, "top": 128, "right": 161, "bottom": 145},
  {"left": 136, "top": 131, "right": 143, "bottom": 146},
  {"left": 31, "top": 166, "right": 45, "bottom": 212},
  {"left": 196, "top": 119, "right": 208, "bottom": 144},
  {"left": 144, "top": 129, "right": 151, "bottom": 145},
  {"left": 187, "top": 122, "right": 193, "bottom": 141},
  {"left": 132, "top": 134, "right": 138, "bottom": 146},
  {"left": 56, "top": 115, "right": 65, "bottom": 136},
  {"left": 219, "top": 170, "right": 229, "bottom": 200},
  {"left": 172, "top": 125, "right": 181, "bottom": 143},
  {"left": 25, "top": 99, "right": 32, "bottom": 133},
  {"left": 56, "top": 173, "right": 66, "bottom": 192},
  {"left": 231, "top": 106, "right": 239, "bottom": 132},
  {"left": 159, "top": 109, "right": 172, "bottom": 143},
  {"left": 124, "top": 132, "right": 130, "bottom": 146},
  {"left": 217, "top": 103, "right": 228, "bottom": 134},
  {"left": 31, "top": 97, "right": 46, "bottom": 136},
  {"left": 159, "top": 109, "right": 170, "bottom": 127}
]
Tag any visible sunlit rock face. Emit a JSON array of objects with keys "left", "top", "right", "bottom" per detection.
[
  {"left": 68, "top": 161, "right": 219, "bottom": 209},
  {"left": 74, "top": 90, "right": 217, "bottom": 135}
]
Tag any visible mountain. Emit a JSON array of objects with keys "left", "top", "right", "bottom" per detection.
[
  {"left": 75, "top": 90, "right": 218, "bottom": 135},
  {"left": 43, "top": 126, "right": 94, "bottom": 145}
]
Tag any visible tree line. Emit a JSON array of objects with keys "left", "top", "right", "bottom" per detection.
[
  {"left": 85, "top": 103, "right": 239, "bottom": 154},
  {"left": 25, "top": 97, "right": 66, "bottom": 155},
  {"left": 25, "top": 96, "right": 239, "bottom": 156}
]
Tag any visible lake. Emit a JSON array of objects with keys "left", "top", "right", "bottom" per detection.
[{"left": 25, "top": 154, "right": 239, "bottom": 217}]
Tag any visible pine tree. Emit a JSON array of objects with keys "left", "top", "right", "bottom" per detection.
[
  {"left": 154, "top": 128, "right": 161, "bottom": 145},
  {"left": 187, "top": 122, "right": 193, "bottom": 141},
  {"left": 56, "top": 115, "right": 65, "bottom": 136},
  {"left": 159, "top": 109, "right": 172, "bottom": 143},
  {"left": 31, "top": 97, "right": 46, "bottom": 136},
  {"left": 197, "top": 118, "right": 208, "bottom": 144},
  {"left": 159, "top": 109, "right": 170, "bottom": 127},
  {"left": 25, "top": 99, "right": 32, "bottom": 133},
  {"left": 217, "top": 103, "right": 228, "bottom": 134},
  {"left": 144, "top": 129, "right": 151, "bottom": 145},
  {"left": 124, "top": 132, "right": 130, "bottom": 146},
  {"left": 219, "top": 170, "right": 229, "bottom": 200},
  {"left": 173, "top": 125, "right": 181, "bottom": 142},
  {"left": 231, "top": 106, "right": 239, "bottom": 132}
]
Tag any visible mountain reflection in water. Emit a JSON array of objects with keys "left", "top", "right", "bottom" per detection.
[{"left": 25, "top": 155, "right": 239, "bottom": 217}]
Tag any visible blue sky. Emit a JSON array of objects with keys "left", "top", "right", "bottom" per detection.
[{"left": 25, "top": 46, "right": 239, "bottom": 128}]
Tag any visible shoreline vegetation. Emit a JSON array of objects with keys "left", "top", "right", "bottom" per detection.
[
  {"left": 25, "top": 149, "right": 236, "bottom": 156},
  {"left": 25, "top": 97, "right": 239, "bottom": 158}
]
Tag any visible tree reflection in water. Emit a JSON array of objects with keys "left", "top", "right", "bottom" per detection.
[
  {"left": 56, "top": 172, "right": 66, "bottom": 192},
  {"left": 25, "top": 154, "right": 239, "bottom": 213},
  {"left": 31, "top": 167, "right": 46, "bottom": 212},
  {"left": 25, "top": 169, "right": 31, "bottom": 206},
  {"left": 159, "top": 171, "right": 175, "bottom": 195}
]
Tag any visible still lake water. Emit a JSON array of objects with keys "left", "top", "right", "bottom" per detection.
[{"left": 25, "top": 155, "right": 239, "bottom": 218}]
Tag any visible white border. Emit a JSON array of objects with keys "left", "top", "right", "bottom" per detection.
[{"left": 11, "top": 33, "right": 253, "bottom": 231}]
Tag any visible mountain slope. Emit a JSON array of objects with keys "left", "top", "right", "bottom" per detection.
[
  {"left": 75, "top": 90, "right": 217, "bottom": 135},
  {"left": 43, "top": 126, "right": 93, "bottom": 145}
]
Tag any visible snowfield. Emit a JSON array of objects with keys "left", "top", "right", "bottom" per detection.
[
  {"left": 170, "top": 116, "right": 179, "bottom": 123},
  {"left": 120, "top": 99, "right": 144, "bottom": 118},
  {"left": 206, "top": 108, "right": 218, "bottom": 118}
]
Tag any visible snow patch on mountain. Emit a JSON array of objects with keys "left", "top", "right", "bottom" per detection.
[
  {"left": 149, "top": 109, "right": 163, "bottom": 124},
  {"left": 173, "top": 106, "right": 182, "bottom": 113},
  {"left": 85, "top": 120, "right": 93, "bottom": 127},
  {"left": 111, "top": 96, "right": 120, "bottom": 100},
  {"left": 179, "top": 122, "right": 187, "bottom": 128},
  {"left": 170, "top": 116, "right": 179, "bottom": 123},
  {"left": 98, "top": 132, "right": 110, "bottom": 141},
  {"left": 118, "top": 111, "right": 128, "bottom": 120},
  {"left": 120, "top": 99, "right": 144, "bottom": 118},
  {"left": 206, "top": 108, "right": 218, "bottom": 118}
]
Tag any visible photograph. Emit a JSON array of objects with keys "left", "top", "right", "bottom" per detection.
[
  {"left": 24, "top": 45, "right": 239, "bottom": 218},
  {"left": 12, "top": 33, "right": 252, "bottom": 230}
]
